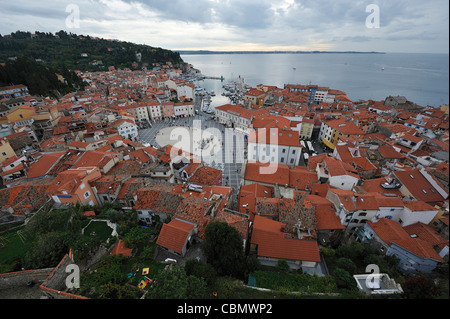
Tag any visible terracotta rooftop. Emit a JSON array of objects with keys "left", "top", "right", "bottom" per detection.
[
  {"left": 403, "top": 222, "right": 449, "bottom": 252},
  {"left": 111, "top": 239, "right": 133, "bottom": 257},
  {"left": 394, "top": 169, "right": 447, "bottom": 204},
  {"left": 156, "top": 219, "right": 195, "bottom": 254},
  {"left": 189, "top": 166, "right": 222, "bottom": 186},
  {"left": 26, "top": 152, "right": 66, "bottom": 179},
  {"left": 306, "top": 195, "right": 344, "bottom": 231},
  {"left": 251, "top": 215, "right": 321, "bottom": 263}
]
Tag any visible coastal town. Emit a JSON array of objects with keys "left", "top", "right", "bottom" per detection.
[{"left": 0, "top": 58, "right": 448, "bottom": 300}]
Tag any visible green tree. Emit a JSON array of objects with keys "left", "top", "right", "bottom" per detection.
[
  {"left": 336, "top": 257, "right": 357, "bottom": 274},
  {"left": 276, "top": 259, "right": 290, "bottom": 273},
  {"left": 22, "top": 231, "right": 70, "bottom": 269},
  {"left": 185, "top": 259, "right": 217, "bottom": 286},
  {"left": 123, "top": 226, "right": 154, "bottom": 249},
  {"left": 201, "top": 222, "right": 247, "bottom": 279},
  {"left": 146, "top": 265, "right": 207, "bottom": 299},
  {"left": 78, "top": 255, "right": 132, "bottom": 298},
  {"left": 98, "top": 283, "right": 140, "bottom": 299},
  {"left": 402, "top": 275, "right": 439, "bottom": 299},
  {"left": 332, "top": 268, "right": 356, "bottom": 290}
]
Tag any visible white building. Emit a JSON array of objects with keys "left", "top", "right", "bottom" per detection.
[
  {"left": 112, "top": 119, "right": 138, "bottom": 140},
  {"left": 248, "top": 128, "right": 303, "bottom": 166},
  {"left": 214, "top": 104, "right": 268, "bottom": 134},
  {"left": 147, "top": 101, "right": 162, "bottom": 121},
  {"left": 176, "top": 83, "right": 195, "bottom": 100},
  {"left": 315, "top": 157, "right": 360, "bottom": 190},
  {"left": 313, "top": 87, "right": 329, "bottom": 103},
  {"left": 398, "top": 201, "right": 440, "bottom": 227},
  {"left": 174, "top": 102, "right": 195, "bottom": 117}
]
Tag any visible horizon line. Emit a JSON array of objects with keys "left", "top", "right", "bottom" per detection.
[{"left": 174, "top": 50, "right": 449, "bottom": 55}]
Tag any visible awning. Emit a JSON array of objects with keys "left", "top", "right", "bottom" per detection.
[{"left": 322, "top": 138, "right": 335, "bottom": 150}]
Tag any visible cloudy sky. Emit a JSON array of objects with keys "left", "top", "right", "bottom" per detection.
[{"left": 1, "top": 0, "right": 448, "bottom": 53}]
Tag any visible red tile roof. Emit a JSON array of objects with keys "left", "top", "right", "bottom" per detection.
[
  {"left": 306, "top": 195, "right": 344, "bottom": 231},
  {"left": 403, "top": 201, "right": 436, "bottom": 212},
  {"left": 238, "top": 183, "right": 274, "bottom": 218},
  {"left": 403, "top": 222, "right": 449, "bottom": 251},
  {"left": 215, "top": 104, "right": 270, "bottom": 120},
  {"left": 367, "top": 218, "right": 411, "bottom": 245},
  {"left": 378, "top": 145, "right": 405, "bottom": 159},
  {"left": 251, "top": 215, "right": 321, "bottom": 262},
  {"left": 394, "top": 169, "right": 446, "bottom": 204},
  {"left": 111, "top": 239, "right": 133, "bottom": 257},
  {"left": 156, "top": 219, "right": 195, "bottom": 254},
  {"left": 325, "top": 118, "right": 364, "bottom": 135},
  {"left": 288, "top": 166, "right": 319, "bottom": 190},
  {"left": 360, "top": 177, "right": 403, "bottom": 197},
  {"left": 248, "top": 128, "right": 302, "bottom": 147},
  {"left": 244, "top": 162, "right": 290, "bottom": 186},
  {"left": 391, "top": 238, "right": 444, "bottom": 262},
  {"left": 189, "top": 166, "right": 222, "bottom": 186},
  {"left": 26, "top": 152, "right": 66, "bottom": 179}
]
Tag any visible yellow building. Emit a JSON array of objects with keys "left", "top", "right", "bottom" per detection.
[
  {"left": 6, "top": 105, "right": 36, "bottom": 125},
  {"left": 320, "top": 118, "right": 364, "bottom": 150},
  {"left": 299, "top": 116, "right": 315, "bottom": 140},
  {"left": 5, "top": 104, "right": 61, "bottom": 127},
  {"left": 0, "top": 138, "right": 16, "bottom": 163}
]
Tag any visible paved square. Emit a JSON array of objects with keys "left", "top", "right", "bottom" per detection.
[{"left": 138, "top": 100, "right": 246, "bottom": 209}]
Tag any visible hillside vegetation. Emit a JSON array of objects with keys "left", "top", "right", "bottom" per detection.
[
  {"left": 0, "top": 30, "right": 184, "bottom": 72},
  {"left": 0, "top": 30, "right": 184, "bottom": 98}
]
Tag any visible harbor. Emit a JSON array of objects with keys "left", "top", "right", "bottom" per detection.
[{"left": 192, "top": 74, "right": 249, "bottom": 114}]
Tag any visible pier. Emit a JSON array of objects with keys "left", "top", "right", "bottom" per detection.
[{"left": 203, "top": 76, "right": 224, "bottom": 81}]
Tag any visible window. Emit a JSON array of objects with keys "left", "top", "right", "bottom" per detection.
[{"left": 84, "top": 191, "right": 91, "bottom": 199}]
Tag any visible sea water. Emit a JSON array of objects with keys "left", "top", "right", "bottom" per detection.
[{"left": 181, "top": 53, "right": 449, "bottom": 108}]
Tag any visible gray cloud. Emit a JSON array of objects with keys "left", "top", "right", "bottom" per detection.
[{"left": 0, "top": 0, "right": 448, "bottom": 53}]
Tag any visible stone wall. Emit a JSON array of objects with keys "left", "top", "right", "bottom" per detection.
[
  {"left": 0, "top": 268, "right": 53, "bottom": 290},
  {"left": 39, "top": 253, "right": 88, "bottom": 299}
]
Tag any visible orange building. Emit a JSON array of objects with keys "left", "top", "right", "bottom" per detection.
[
  {"left": 46, "top": 167, "right": 102, "bottom": 206},
  {"left": 161, "top": 102, "right": 175, "bottom": 119}
]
